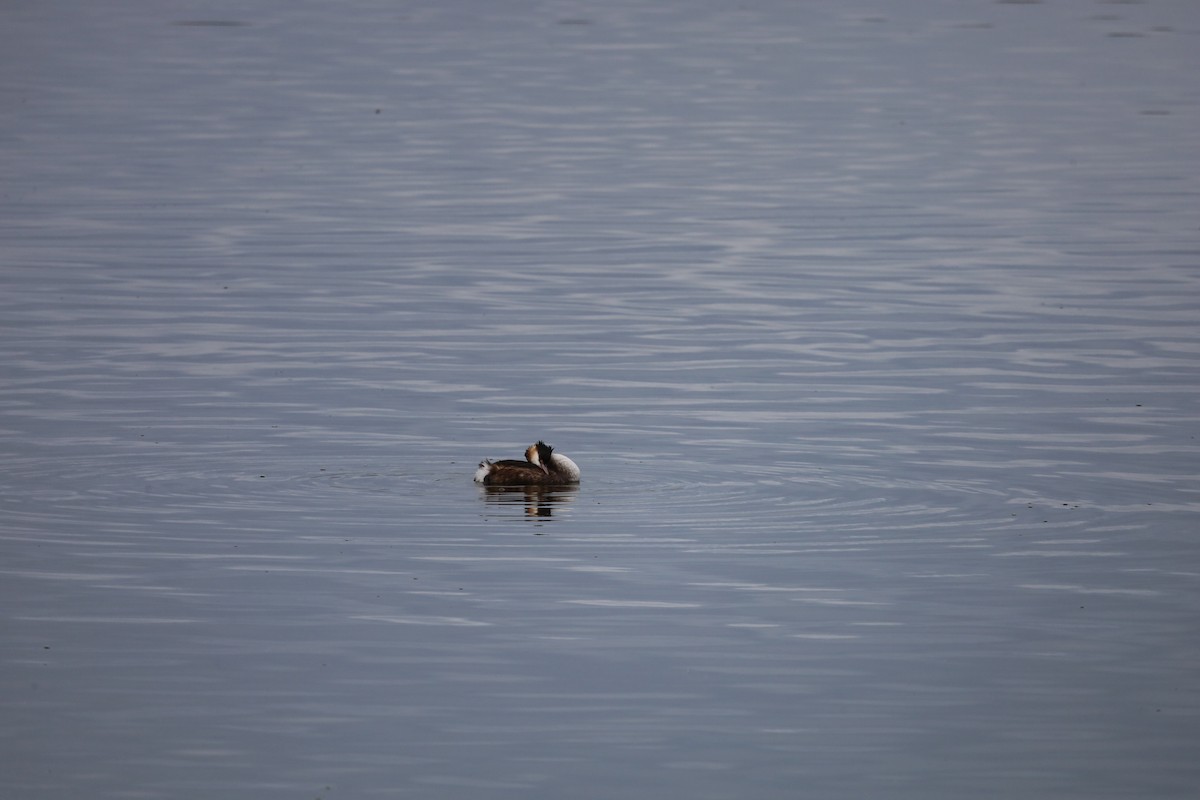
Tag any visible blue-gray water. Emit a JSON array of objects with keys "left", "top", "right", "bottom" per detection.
[{"left": 3, "top": 1, "right": 1199, "bottom": 798}]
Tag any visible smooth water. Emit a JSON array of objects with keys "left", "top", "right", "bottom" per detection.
[{"left": 3, "top": 1, "right": 1199, "bottom": 798}]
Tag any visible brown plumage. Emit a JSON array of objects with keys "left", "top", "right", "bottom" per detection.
[
  {"left": 474, "top": 443, "right": 548, "bottom": 486},
  {"left": 474, "top": 441, "right": 581, "bottom": 486}
]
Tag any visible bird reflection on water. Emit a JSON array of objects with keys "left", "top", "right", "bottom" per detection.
[{"left": 480, "top": 484, "right": 580, "bottom": 518}]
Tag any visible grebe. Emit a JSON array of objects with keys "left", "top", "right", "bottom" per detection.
[
  {"left": 474, "top": 441, "right": 581, "bottom": 486},
  {"left": 533, "top": 440, "right": 581, "bottom": 484}
]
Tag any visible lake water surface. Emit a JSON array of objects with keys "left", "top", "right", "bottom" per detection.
[{"left": 3, "top": 1, "right": 1200, "bottom": 798}]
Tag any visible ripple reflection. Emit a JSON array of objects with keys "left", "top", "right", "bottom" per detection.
[{"left": 480, "top": 484, "right": 580, "bottom": 519}]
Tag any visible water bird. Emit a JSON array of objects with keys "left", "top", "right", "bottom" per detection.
[{"left": 474, "top": 441, "right": 581, "bottom": 486}]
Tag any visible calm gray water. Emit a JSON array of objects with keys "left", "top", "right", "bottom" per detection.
[{"left": 3, "top": 1, "right": 1200, "bottom": 798}]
